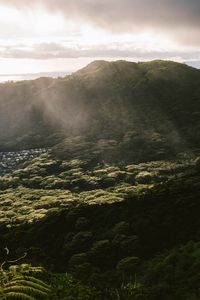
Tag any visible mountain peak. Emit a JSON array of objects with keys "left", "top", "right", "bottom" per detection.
[
  {"left": 0, "top": 59, "right": 200, "bottom": 160},
  {"left": 74, "top": 59, "right": 196, "bottom": 80}
]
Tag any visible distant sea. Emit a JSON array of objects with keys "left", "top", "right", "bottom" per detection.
[
  {"left": 0, "top": 62, "right": 199, "bottom": 84},
  {"left": 0, "top": 71, "right": 70, "bottom": 83}
]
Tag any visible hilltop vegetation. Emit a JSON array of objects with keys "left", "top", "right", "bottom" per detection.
[{"left": 1, "top": 60, "right": 200, "bottom": 163}]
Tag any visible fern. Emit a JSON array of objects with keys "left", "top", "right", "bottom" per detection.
[
  {"left": 5, "top": 279, "right": 51, "bottom": 293},
  {"left": 3, "top": 285, "right": 49, "bottom": 297},
  {"left": 3, "top": 292, "right": 35, "bottom": 300},
  {"left": 0, "top": 264, "right": 52, "bottom": 300},
  {"left": 0, "top": 290, "right": 6, "bottom": 300},
  {"left": 9, "top": 277, "right": 51, "bottom": 290}
]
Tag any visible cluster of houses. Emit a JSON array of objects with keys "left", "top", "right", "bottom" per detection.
[{"left": 0, "top": 148, "right": 49, "bottom": 175}]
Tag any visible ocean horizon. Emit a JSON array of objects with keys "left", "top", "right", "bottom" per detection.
[{"left": 0, "top": 71, "right": 70, "bottom": 83}]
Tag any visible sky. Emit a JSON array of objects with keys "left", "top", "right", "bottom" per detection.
[{"left": 0, "top": 0, "right": 199, "bottom": 77}]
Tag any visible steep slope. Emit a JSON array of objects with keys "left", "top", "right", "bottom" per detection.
[{"left": 0, "top": 60, "right": 200, "bottom": 163}]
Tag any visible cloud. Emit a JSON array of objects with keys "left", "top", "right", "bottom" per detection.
[
  {"left": 186, "top": 60, "right": 200, "bottom": 68},
  {"left": 0, "top": 42, "right": 199, "bottom": 63},
  {"left": 2, "top": 0, "right": 200, "bottom": 45}
]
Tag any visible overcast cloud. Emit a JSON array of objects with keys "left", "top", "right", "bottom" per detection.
[
  {"left": 0, "top": 42, "right": 199, "bottom": 62},
  {"left": 0, "top": 0, "right": 199, "bottom": 73},
  {"left": 2, "top": 0, "right": 200, "bottom": 45}
]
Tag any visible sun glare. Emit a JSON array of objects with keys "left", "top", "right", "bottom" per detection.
[{"left": 0, "top": 2, "right": 198, "bottom": 75}]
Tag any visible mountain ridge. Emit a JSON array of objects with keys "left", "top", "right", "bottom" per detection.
[{"left": 0, "top": 60, "right": 200, "bottom": 163}]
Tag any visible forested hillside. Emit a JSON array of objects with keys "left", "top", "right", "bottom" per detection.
[
  {"left": 1, "top": 60, "right": 200, "bottom": 163},
  {"left": 0, "top": 60, "right": 200, "bottom": 299}
]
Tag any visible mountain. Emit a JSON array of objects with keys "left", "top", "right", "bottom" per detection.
[
  {"left": 0, "top": 60, "right": 200, "bottom": 299},
  {"left": 1, "top": 60, "right": 200, "bottom": 163}
]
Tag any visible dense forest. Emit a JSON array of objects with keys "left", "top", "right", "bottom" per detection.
[
  {"left": 1, "top": 60, "right": 200, "bottom": 160},
  {"left": 0, "top": 60, "right": 200, "bottom": 299}
]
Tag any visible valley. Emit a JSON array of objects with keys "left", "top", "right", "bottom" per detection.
[
  {"left": 0, "top": 60, "right": 200, "bottom": 300},
  {"left": 0, "top": 148, "right": 49, "bottom": 175}
]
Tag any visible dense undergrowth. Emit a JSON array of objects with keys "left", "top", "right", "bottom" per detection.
[{"left": 0, "top": 153, "right": 200, "bottom": 299}]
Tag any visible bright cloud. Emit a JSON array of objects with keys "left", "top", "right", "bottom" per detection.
[{"left": 0, "top": 0, "right": 199, "bottom": 74}]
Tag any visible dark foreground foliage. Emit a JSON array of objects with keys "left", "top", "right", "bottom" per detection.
[{"left": 0, "top": 154, "right": 199, "bottom": 299}]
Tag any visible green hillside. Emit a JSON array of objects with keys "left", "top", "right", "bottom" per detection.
[
  {"left": 0, "top": 60, "right": 200, "bottom": 299},
  {"left": 1, "top": 60, "right": 200, "bottom": 162}
]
